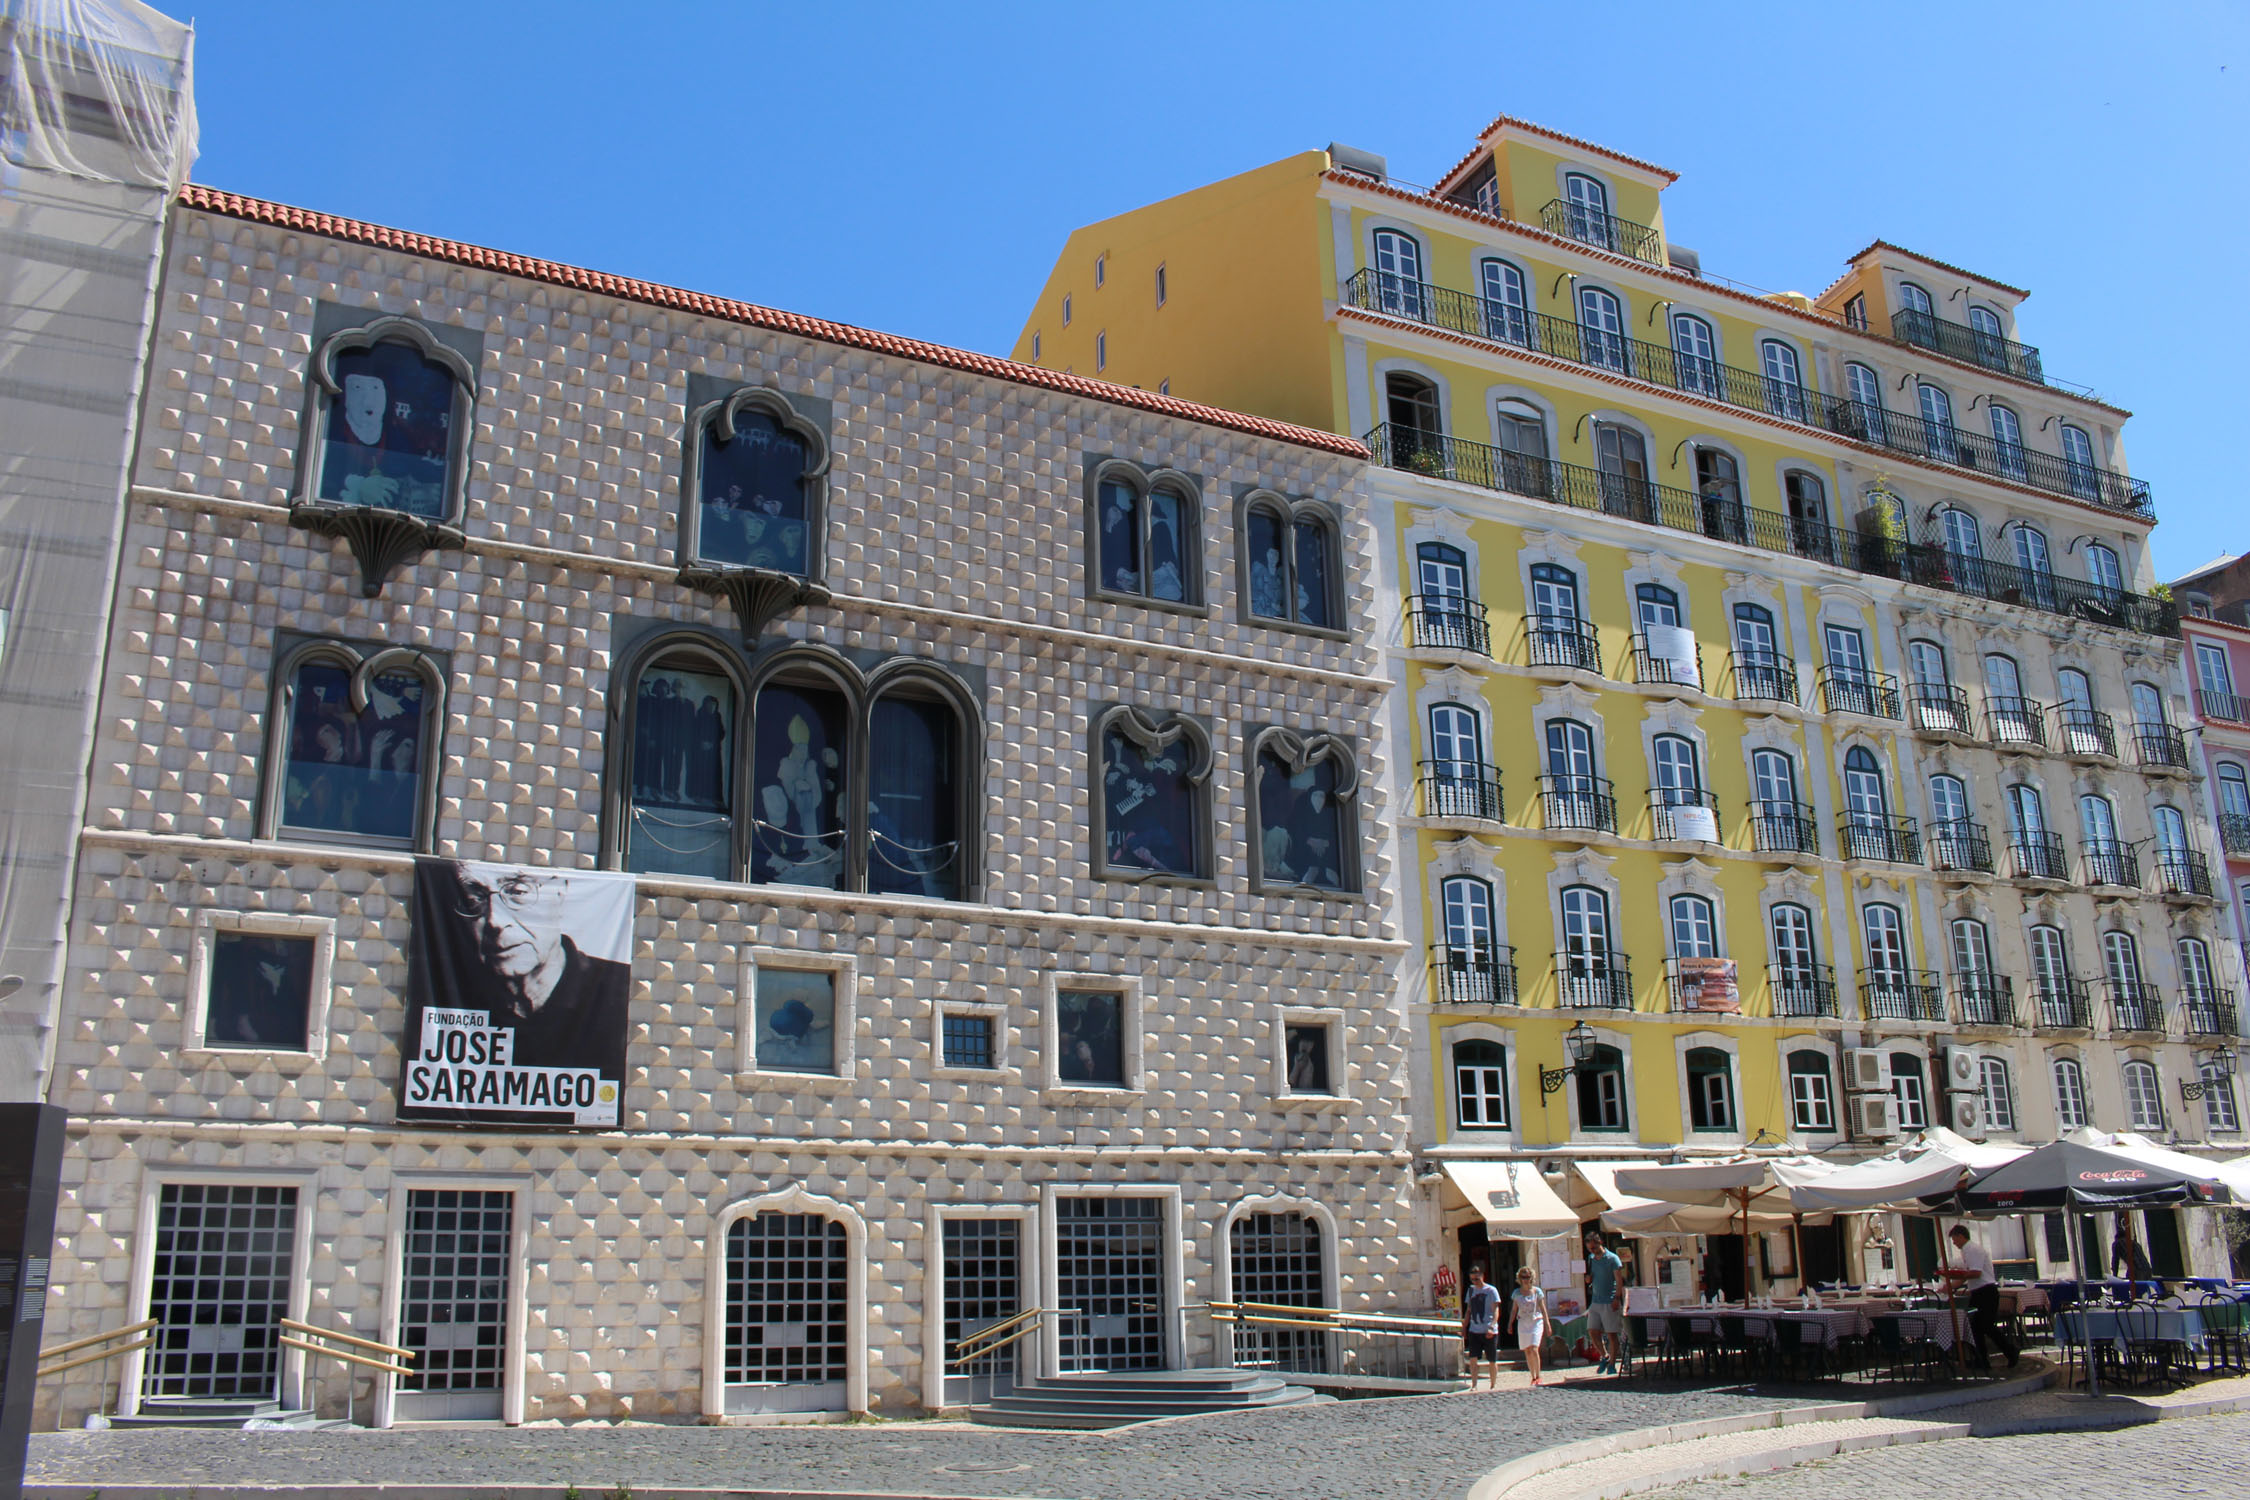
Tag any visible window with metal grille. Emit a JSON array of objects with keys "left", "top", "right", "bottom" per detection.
[
  {"left": 1056, "top": 1197, "right": 1166, "bottom": 1371},
  {"left": 1229, "top": 1212, "right": 1327, "bottom": 1371},
  {"left": 399, "top": 1190, "right": 511, "bottom": 1396},
  {"left": 144, "top": 1184, "right": 298, "bottom": 1401},
  {"left": 724, "top": 1213, "right": 848, "bottom": 1390},
  {"left": 942, "top": 1012, "right": 995, "bottom": 1069},
  {"left": 942, "top": 1218, "right": 1020, "bottom": 1399}
]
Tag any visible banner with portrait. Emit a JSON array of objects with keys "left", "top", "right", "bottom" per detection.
[{"left": 398, "top": 858, "right": 635, "bottom": 1128}]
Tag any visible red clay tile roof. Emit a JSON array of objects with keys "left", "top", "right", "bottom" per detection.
[
  {"left": 1843, "top": 240, "right": 2030, "bottom": 300},
  {"left": 1434, "top": 113, "right": 1680, "bottom": 194},
  {"left": 175, "top": 184, "right": 1367, "bottom": 459}
]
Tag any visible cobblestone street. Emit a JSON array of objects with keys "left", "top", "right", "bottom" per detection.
[
  {"left": 1642, "top": 1410, "right": 2250, "bottom": 1499},
  {"left": 29, "top": 1382, "right": 1832, "bottom": 1500}
]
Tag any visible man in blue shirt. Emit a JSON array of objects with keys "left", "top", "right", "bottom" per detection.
[
  {"left": 1460, "top": 1265, "right": 1502, "bottom": 1389},
  {"left": 1585, "top": 1231, "right": 1626, "bottom": 1374}
]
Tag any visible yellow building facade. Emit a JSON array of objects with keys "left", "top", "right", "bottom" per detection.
[{"left": 1018, "top": 115, "right": 2240, "bottom": 1293}]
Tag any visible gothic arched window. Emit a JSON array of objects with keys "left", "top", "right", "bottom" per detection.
[
  {"left": 1095, "top": 706, "right": 1212, "bottom": 881},
  {"left": 677, "top": 385, "right": 833, "bottom": 638},
  {"left": 263, "top": 637, "right": 447, "bottom": 850},
  {"left": 1092, "top": 460, "right": 1202, "bottom": 607},
  {"left": 625, "top": 646, "right": 741, "bottom": 880},
  {"left": 1250, "top": 728, "right": 1361, "bottom": 895},
  {"left": 1241, "top": 491, "right": 1342, "bottom": 632}
]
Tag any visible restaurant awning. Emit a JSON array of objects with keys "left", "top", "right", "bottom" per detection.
[{"left": 1442, "top": 1160, "right": 1581, "bottom": 1240}]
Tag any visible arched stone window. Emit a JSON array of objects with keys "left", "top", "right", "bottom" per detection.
[
  {"left": 622, "top": 642, "right": 744, "bottom": 880},
  {"left": 752, "top": 669, "right": 853, "bottom": 890},
  {"left": 1090, "top": 460, "right": 1202, "bottom": 608},
  {"left": 1227, "top": 1211, "right": 1328, "bottom": 1371},
  {"left": 677, "top": 385, "right": 833, "bottom": 638},
  {"left": 1239, "top": 490, "right": 1342, "bottom": 633},
  {"left": 261, "top": 636, "right": 447, "bottom": 850},
  {"left": 1248, "top": 727, "right": 1360, "bottom": 895},
  {"left": 865, "top": 675, "right": 969, "bottom": 901},
  {"left": 1093, "top": 705, "right": 1212, "bottom": 882}
]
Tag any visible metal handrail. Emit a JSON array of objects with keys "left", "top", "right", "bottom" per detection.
[
  {"left": 947, "top": 1306, "right": 1083, "bottom": 1368},
  {"left": 278, "top": 1318, "right": 412, "bottom": 1360},
  {"left": 1539, "top": 198, "right": 1666, "bottom": 264},
  {"left": 1929, "top": 819, "right": 1995, "bottom": 875},
  {"left": 37, "top": 1320, "right": 157, "bottom": 1379},
  {"left": 1204, "top": 1300, "right": 1463, "bottom": 1336},
  {"left": 277, "top": 1335, "right": 413, "bottom": 1378}
]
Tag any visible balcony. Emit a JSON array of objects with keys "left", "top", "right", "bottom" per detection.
[
  {"left": 2185, "top": 989, "right": 2241, "bottom": 1037},
  {"left": 1650, "top": 787, "right": 1721, "bottom": 843},
  {"left": 1406, "top": 592, "right": 1491, "bottom": 656},
  {"left": 2199, "top": 689, "right": 2250, "bottom": 726},
  {"left": 1631, "top": 632, "right": 1703, "bottom": 691},
  {"left": 2082, "top": 838, "right": 2141, "bottom": 889},
  {"left": 1954, "top": 972, "right": 2018, "bottom": 1028},
  {"left": 2221, "top": 813, "right": 2250, "bottom": 857},
  {"left": 1841, "top": 812, "right": 1922, "bottom": 864},
  {"left": 1863, "top": 969, "right": 1947, "bottom": 1023},
  {"left": 1731, "top": 649, "right": 1800, "bottom": 706},
  {"left": 2106, "top": 980, "right": 2167, "bottom": 1034},
  {"left": 1749, "top": 799, "right": 1820, "bottom": 858},
  {"left": 1908, "top": 684, "right": 1978, "bottom": 738},
  {"left": 2032, "top": 977, "right": 2094, "bottom": 1031},
  {"left": 2005, "top": 831, "right": 2070, "bottom": 883},
  {"left": 1824, "top": 398, "right": 2150, "bottom": 516},
  {"left": 1771, "top": 964, "right": 1840, "bottom": 1018},
  {"left": 1540, "top": 774, "right": 1616, "bottom": 835},
  {"left": 1418, "top": 761, "right": 1504, "bottom": 823},
  {"left": 2053, "top": 707, "right": 2118, "bottom": 760},
  {"left": 1359, "top": 421, "right": 2177, "bottom": 638},
  {"left": 1818, "top": 666, "right": 1901, "bottom": 719},
  {"left": 1539, "top": 197, "right": 1665, "bottom": 265},
  {"left": 1526, "top": 613, "right": 1603, "bottom": 675},
  {"left": 2135, "top": 724, "right": 2192, "bottom": 772},
  {"left": 1985, "top": 696, "right": 2050, "bottom": 751},
  {"left": 1428, "top": 941, "right": 1518, "bottom": 1007},
  {"left": 1930, "top": 819, "right": 1995, "bottom": 876},
  {"left": 1889, "top": 306, "right": 2045, "bottom": 384},
  {"left": 2154, "top": 849, "right": 2216, "bottom": 900},
  {"left": 1555, "top": 955, "right": 1636, "bottom": 1009}
]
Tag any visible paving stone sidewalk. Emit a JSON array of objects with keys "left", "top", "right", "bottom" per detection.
[{"left": 27, "top": 1381, "right": 1841, "bottom": 1500}]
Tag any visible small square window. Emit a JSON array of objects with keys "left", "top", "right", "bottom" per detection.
[
  {"left": 1095, "top": 254, "right": 1106, "bottom": 288},
  {"left": 1057, "top": 989, "right": 1124, "bottom": 1085},
  {"left": 942, "top": 1011, "right": 995, "bottom": 1070},
  {"left": 754, "top": 965, "right": 838, "bottom": 1075},
  {"left": 1284, "top": 1023, "right": 1331, "bottom": 1093},
  {"left": 1155, "top": 265, "right": 1167, "bottom": 306},
  {"left": 205, "top": 931, "right": 316, "bottom": 1051}
]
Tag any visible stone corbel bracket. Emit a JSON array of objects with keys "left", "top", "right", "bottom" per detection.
[
  {"left": 289, "top": 502, "right": 467, "bottom": 599},
  {"left": 677, "top": 563, "right": 833, "bottom": 642}
]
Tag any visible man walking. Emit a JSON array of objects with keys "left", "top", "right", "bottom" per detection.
[
  {"left": 1585, "top": 1231, "right": 1626, "bottom": 1374},
  {"left": 1460, "top": 1265, "right": 1502, "bottom": 1389},
  {"left": 1939, "top": 1224, "right": 2019, "bottom": 1369}
]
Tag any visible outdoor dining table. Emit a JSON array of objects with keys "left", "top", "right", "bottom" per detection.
[
  {"left": 2058, "top": 1306, "right": 2209, "bottom": 1356},
  {"left": 1737, "top": 1308, "right": 1868, "bottom": 1347},
  {"left": 1869, "top": 1309, "right": 1959, "bottom": 1351}
]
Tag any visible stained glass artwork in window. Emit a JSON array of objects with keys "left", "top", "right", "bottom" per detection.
[
  {"left": 205, "top": 932, "right": 314, "bottom": 1050},
  {"left": 1146, "top": 487, "right": 1188, "bottom": 601},
  {"left": 1258, "top": 749, "right": 1348, "bottom": 891},
  {"left": 754, "top": 967, "right": 836, "bottom": 1074},
  {"left": 1246, "top": 506, "right": 1287, "bottom": 619},
  {"left": 1285, "top": 1023, "right": 1332, "bottom": 1093},
  {"left": 1057, "top": 990, "right": 1124, "bottom": 1085},
  {"left": 1098, "top": 479, "right": 1142, "bottom": 595},
  {"left": 698, "top": 407, "right": 812, "bottom": 574},
  {"left": 628, "top": 660, "right": 734, "bottom": 880},
  {"left": 868, "top": 694, "right": 960, "bottom": 899},
  {"left": 751, "top": 683, "right": 846, "bottom": 889},
  {"left": 282, "top": 660, "right": 426, "bottom": 843},
  {"left": 318, "top": 341, "right": 456, "bottom": 516},
  {"left": 1103, "top": 727, "right": 1198, "bottom": 876},
  {"left": 1293, "top": 518, "right": 1333, "bottom": 627}
]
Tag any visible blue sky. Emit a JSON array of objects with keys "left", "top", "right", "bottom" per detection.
[{"left": 183, "top": 1, "right": 2246, "bottom": 577}]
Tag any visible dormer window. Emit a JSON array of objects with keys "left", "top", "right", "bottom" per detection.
[
  {"left": 1843, "top": 294, "right": 1867, "bottom": 330},
  {"left": 1562, "top": 173, "right": 1613, "bottom": 250}
]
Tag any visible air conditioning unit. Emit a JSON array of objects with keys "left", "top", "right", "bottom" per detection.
[
  {"left": 1851, "top": 1092, "right": 1901, "bottom": 1139},
  {"left": 1950, "top": 1094, "right": 1984, "bottom": 1136},
  {"left": 1844, "top": 1049, "right": 1891, "bottom": 1093},
  {"left": 1944, "top": 1046, "right": 1982, "bottom": 1093}
]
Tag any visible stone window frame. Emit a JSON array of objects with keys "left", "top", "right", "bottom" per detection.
[
  {"left": 918, "top": 1202, "right": 1041, "bottom": 1412},
  {"left": 1243, "top": 724, "right": 1364, "bottom": 899},
  {"left": 1037, "top": 1182, "right": 1185, "bottom": 1372},
  {"left": 372, "top": 1172, "right": 531, "bottom": 1427},
  {"left": 1675, "top": 1030, "right": 1744, "bottom": 1143},
  {"left": 1784, "top": 1039, "right": 1842, "bottom": 1139},
  {"left": 257, "top": 633, "right": 450, "bottom": 854},
  {"left": 1083, "top": 455, "right": 1210, "bottom": 614},
  {"left": 601, "top": 631, "right": 987, "bottom": 902},
  {"left": 1211, "top": 1193, "right": 1342, "bottom": 1370},
  {"left": 1233, "top": 486, "right": 1349, "bottom": 640},
  {"left": 289, "top": 313, "right": 476, "bottom": 597},
  {"left": 1040, "top": 971, "right": 1146, "bottom": 1103},
  {"left": 701, "top": 1185, "right": 871, "bottom": 1417},
  {"left": 180, "top": 908, "right": 339, "bottom": 1062},
  {"left": 1563, "top": 1023, "right": 1636, "bottom": 1141},
  {"left": 1268, "top": 1003, "right": 1350, "bottom": 1111},
  {"left": 1089, "top": 703, "right": 1216, "bottom": 888},
  {"left": 1443, "top": 1021, "right": 1519, "bottom": 1140},
  {"left": 932, "top": 997, "right": 1013, "bottom": 1082},
  {"left": 736, "top": 946, "right": 859, "bottom": 1093},
  {"left": 674, "top": 382, "right": 835, "bottom": 634}
]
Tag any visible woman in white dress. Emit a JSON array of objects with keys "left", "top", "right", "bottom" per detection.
[{"left": 1508, "top": 1266, "right": 1549, "bottom": 1386}]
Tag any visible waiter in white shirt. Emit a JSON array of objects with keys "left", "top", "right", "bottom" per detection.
[{"left": 1938, "top": 1223, "right": 2019, "bottom": 1369}]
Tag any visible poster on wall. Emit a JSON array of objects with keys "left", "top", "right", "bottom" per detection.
[
  {"left": 1673, "top": 956, "right": 1740, "bottom": 1013},
  {"left": 398, "top": 857, "right": 635, "bottom": 1128}
]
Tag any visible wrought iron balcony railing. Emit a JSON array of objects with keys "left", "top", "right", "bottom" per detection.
[
  {"left": 2155, "top": 849, "right": 2215, "bottom": 899},
  {"left": 1630, "top": 632, "right": 1703, "bottom": 690},
  {"left": 1841, "top": 812, "right": 1922, "bottom": 864},
  {"left": 1749, "top": 799, "right": 1820, "bottom": 858},
  {"left": 2032, "top": 976, "right": 2093, "bottom": 1031},
  {"left": 2006, "top": 831, "right": 2070, "bottom": 882},
  {"left": 2082, "top": 838, "right": 2140, "bottom": 889},
  {"left": 2135, "top": 724, "right": 2191, "bottom": 771},
  {"left": 1821, "top": 396, "right": 2150, "bottom": 515},
  {"left": 2199, "top": 689, "right": 2250, "bottom": 726},
  {"left": 1650, "top": 787, "right": 1721, "bottom": 843},
  {"left": 1818, "top": 667, "right": 1901, "bottom": 719},
  {"left": 2221, "top": 813, "right": 2250, "bottom": 857},
  {"left": 1731, "top": 649, "right": 1800, "bottom": 706},
  {"left": 1907, "top": 683, "right": 1977, "bottom": 737},
  {"left": 1429, "top": 941, "right": 1518, "bottom": 1006},
  {"left": 2106, "top": 980, "right": 2167, "bottom": 1034},
  {"left": 1539, "top": 198, "right": 1666, "bottom": 264},
  {"left": 1539, "top": 774, "right": 1617, "bottom": 834},
  {"left": 1954, "top": 972, "right": 2017, "bottom": 1028},
  {"left": 1929, "top": 819, "right": 1995, "bottom": 875},
  {"left": 1863, "top": 969, "right": 1947, "bottom": 1023},
  {"left": 1359, "top": 421, "right": 2177, "bottom": 638},
  {"left": 2185, "top": 988, "right": 2241, "bottom": 1037},
  {"left": 1555, "top": 954, "right": 1636, "bottom": 1009},
  {"left": 1418, "top": 761, "right": 1505, "bottom": 823},
  {"left": 1890, "top": 307, "right": 2045, "bottom": 384},
  {"left": 1406, "top": 592, "right": 1491, "bottom": 656},
  {"left": 1526, "top": 613, "right": 1602, "bottom": 674},
  {"left": 1771, "top": 964, "right": 1840, "bottom": 1018},
  {"left": 2053, "top": 707, "right": 2118, "bottom": 760},
  {"left": 1986, "top": 696, "right": 2050, "bottom": 750}
]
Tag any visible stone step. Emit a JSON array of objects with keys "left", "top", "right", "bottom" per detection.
[
  {"left": 969, "top": 1369, "right": 1330, "bottom": 1429},
  {"left": 111, "top": 1401, "right": 324, "bottom": 1429}
]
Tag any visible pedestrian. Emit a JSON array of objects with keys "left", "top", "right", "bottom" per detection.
[
  {"left": 2110, "top": 1222, "right": 2155, "bottom": 1286},
  {"left": 1938, "top": 1224, "right": 2019, "bottom": 1370},
  {"left": 1508, "top": 1265, "right": 1550, "bottom": 1386},
  {"left": 1584, "top": 1231, "right": 1625, "bottom": 1374},
  {"left": 1460, "top": 1264, "right": 1501, "bottom": 1390}
]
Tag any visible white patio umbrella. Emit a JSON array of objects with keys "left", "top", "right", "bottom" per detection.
[
  {"left": 1612, "top": 1157, "right": 1837, "bottom": 1293},
  {"left": 1772, "top": 1129, "right": 2030, "bottom": 1214}
]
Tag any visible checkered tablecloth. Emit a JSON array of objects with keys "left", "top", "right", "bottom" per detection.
[
  {"left": 1740, "top": 1309, "right": 1867, "bottom": 1348},
  {"left": 1872, "top": 1310, "right": 1961, "bottom": 1352}
]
